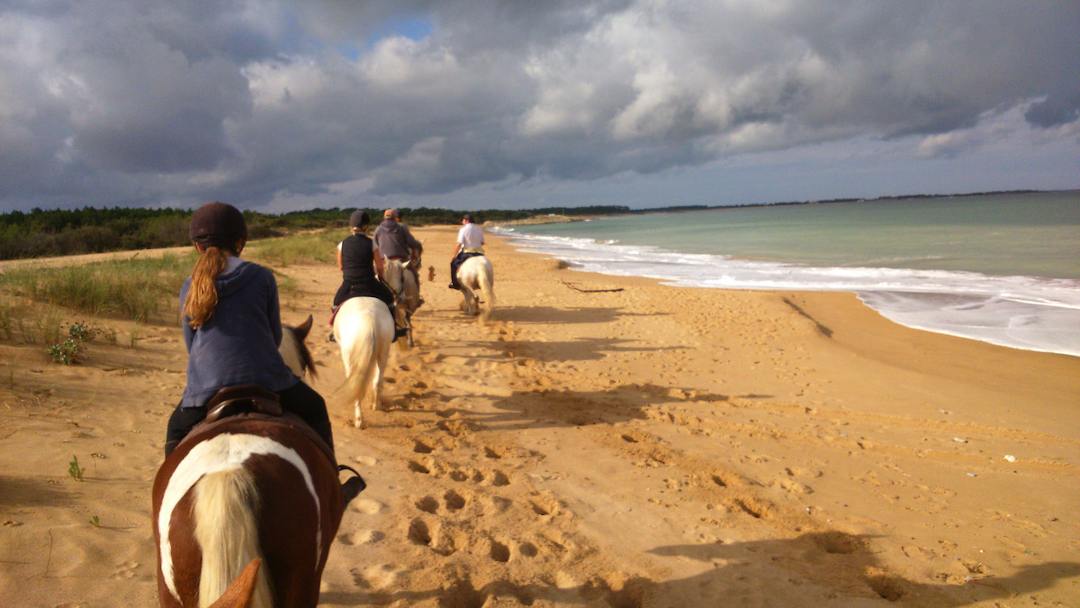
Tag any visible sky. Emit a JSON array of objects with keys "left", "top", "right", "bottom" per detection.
[{"left": 1, "top": 0, "right": 1078, "bottom": 213}]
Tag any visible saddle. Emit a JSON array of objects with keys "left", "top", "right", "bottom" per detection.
[
  {"left": 204, "top": 384, "right": 282, "bottom": 424},
  {"left": 184, "top": 385, "right": 367, "bottom": 506}
]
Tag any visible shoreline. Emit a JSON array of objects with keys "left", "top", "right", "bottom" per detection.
[
  {"left": 495, "top": 220, "right": 1080, "bottom": 359},
  {"left": 1, "top": 225, "right": 1078, "bottom": 606}
]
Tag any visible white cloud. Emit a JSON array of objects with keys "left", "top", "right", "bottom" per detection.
[{"left": 0, "top": 0, "right": 1077, "bottom": 210}]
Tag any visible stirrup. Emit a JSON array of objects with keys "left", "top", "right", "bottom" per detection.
[{"left": 338, "top": 464, "right": 367, "bottom": 507}]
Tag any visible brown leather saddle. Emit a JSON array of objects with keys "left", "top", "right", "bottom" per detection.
[{"left": 203, "top": 384, "right": 283, "bottom": 424}]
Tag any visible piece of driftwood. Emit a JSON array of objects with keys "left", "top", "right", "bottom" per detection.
[{"left": 561, "top": 280, "right": 624, "bottom": 293}]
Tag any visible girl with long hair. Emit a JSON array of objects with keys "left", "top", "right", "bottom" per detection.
[{"left": 164, "top": 202, "right": 333, "bottom": 455}]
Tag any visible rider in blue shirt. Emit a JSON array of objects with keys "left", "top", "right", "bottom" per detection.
[{"left": 164, "top": 202, "right": 333, "bottom": 456}]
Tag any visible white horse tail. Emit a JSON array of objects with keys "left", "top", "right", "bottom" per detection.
[
  {"left": 193, "top": 468, "right": 273, "bottom": 608},
  {"left": 478, "top": 260, "right": 495, "bottom": 315},
  {"left": 345, "top": 322, "right": 378, "bottom": 410}
]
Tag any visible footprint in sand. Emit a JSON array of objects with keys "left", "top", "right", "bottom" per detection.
[
  {"left": 416, "top": 495, "right": 440, "bottom": 514},
  {"left": 407, "top": 518, "right": 432, "bottom": 546},
  {"left": 774, "top": 478, "right": 814, "bottom": 495},
  {"left": 486, "top": 496, "right": 513, "bottom": 513},
  {"left": 730, "top": 496, "right": 771, "bottom": 520},
  {"left": 443, "top": 489, "right": 467, "bottom": 511},
  {"left": 489, "top": 538, "right": 511, "bottom": 563},
  {"left": 111, "top": 560, "right": 140, "bottom": 579},
  {"left": 338, "top": 529, "right": 385, "bottom": 545},
  {"left": 349, "top": 564, "right": 399, "bottom": 589},
  {"left": 350, "top": 497, "right": 384, "bottom": 515}
]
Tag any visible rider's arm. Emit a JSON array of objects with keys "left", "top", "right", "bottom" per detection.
[
  {"left": 405, "top": 227, "right": 423, "bottom": 255},
  {"left": 451, "top": 242, "right": 462, "bottom": 257},
  {"left": 180, "top": 281, "right": 194, "bottom": 352},
  {"left": 267, "top": 270, "right": 283, "bottom": 347},
  {"left": 373, "top": 245, "right": 385, "bottom": 280},
  {"left": 336, "top": 242, "right": 343, "bottom": 271}
]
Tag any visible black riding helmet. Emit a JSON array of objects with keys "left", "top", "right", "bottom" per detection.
[
  {"left": 189, "top": 202, "right": 247, "bottom": 250},
  {"left": 349, "top": 210, "right": 369, "bottom": 229}
]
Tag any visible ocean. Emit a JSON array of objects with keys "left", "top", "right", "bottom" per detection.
[{"left": 495, "top": 191, "right": 1080, "bottom": 357}]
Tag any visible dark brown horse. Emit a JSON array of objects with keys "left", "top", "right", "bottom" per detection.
[{"left": 152, "top": 316, "right": 358, "bottom": 607}]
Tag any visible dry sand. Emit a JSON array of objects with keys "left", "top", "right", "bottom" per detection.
[{"left": 1, "top": 226, "right": 1078, "bottom": 607}]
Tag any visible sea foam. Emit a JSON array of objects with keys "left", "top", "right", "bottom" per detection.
[{"left": 496, "top": 229, "right": 1080, "bottom": 357}]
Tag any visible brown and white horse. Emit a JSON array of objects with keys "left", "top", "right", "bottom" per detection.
[
  {"left": 382, "top": 258, "right": 419, "bottom": 347},
  {"left": 152, "top": 316, "right": 350, "bottom": 608}
]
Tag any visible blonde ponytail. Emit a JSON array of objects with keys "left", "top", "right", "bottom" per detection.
[{"left": 184, "top": 246, "right": 228, "bottom": 329}]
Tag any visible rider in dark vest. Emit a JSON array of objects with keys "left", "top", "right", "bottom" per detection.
[{"left": 331, "top": 210, "right": 405, "bottom": 341}]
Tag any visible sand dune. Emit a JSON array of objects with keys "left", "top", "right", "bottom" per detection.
[{"left": 1, "top": 226, "right": 1078, "bottom": 607}]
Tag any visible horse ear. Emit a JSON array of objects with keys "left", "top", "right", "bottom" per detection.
[
  {"left": 295, "top": 315, "right": 313, "bottom": 340},
  {"left": 208, "top": 558, "right": 261, "bottom": 608}
]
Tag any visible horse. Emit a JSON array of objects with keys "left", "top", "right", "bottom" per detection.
[
  {"left": 381, "top": 258, "right": 420, "bottom": 347},
  {"left": 332, "top": 296, "right": 395, "bottom": 429},
  {"left": 152, "top": 315, "right": 357, "bottom": 608},
  {"left": 457, "top": 255, "right": 495, "bottom": 319}
]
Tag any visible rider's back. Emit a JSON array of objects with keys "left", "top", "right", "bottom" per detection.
[
  {"left": 373, "top": 220, "right": 419, "bottom": 259},
  {"left": 180, "top": 260, "right": 297, "bottom": 409}
]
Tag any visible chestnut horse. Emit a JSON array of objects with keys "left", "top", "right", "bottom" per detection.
[{"left": 152, "top": 316, "right": 358, "bottom": 607}]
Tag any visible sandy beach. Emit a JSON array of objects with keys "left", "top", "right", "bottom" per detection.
[{"left": 1, "top": 225, "right": 1078, "bottom": 607}]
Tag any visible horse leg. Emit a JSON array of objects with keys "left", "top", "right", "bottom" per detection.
[
  {"left": 460, "top": 283, "right": 475, "bottom": 315},
  {"left": 372, "top": 330, "right": 392, "bottom": 411}
]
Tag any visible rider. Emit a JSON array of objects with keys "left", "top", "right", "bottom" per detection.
[
  {"left": 164, "top": 202, "right": 334, "bottom": 456},
  {"left": 449, "top": 213, "right": 484, "bottom": 290},
  {"left": 330, "top": 210, "right": 407, "bottom": 341},
  {"left": 372, "top": 207, "right": 424, "bottom": 304}
]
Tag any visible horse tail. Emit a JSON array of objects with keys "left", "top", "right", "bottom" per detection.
[
  {"left": 478, "top": 260, "right": 496, "bottom": 315},
  {"left": 193, "top": 468, "right": 273, "bottom": 608},
  {"left": 345, "top": 322, "right": 378, "bottom": 406}
]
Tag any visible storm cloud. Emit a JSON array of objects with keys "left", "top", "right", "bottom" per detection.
[{"left": 0, "top": 0, "right": 1077, "bottom": 210}]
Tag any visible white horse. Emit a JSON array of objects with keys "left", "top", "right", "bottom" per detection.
[
  {"left": 382, "top": 258, "right": 420, "bottom": 347},
  {"left": 332, "top": 297, "right": 394, "bottom": 428},
  {"left": 458, "top": 255, "right": 495, "bottom": 319}
]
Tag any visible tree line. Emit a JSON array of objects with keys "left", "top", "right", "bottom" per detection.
[{"left": 0, "top": 205, "right": 632, "bottom": 260}]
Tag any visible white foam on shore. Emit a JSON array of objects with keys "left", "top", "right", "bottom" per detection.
[{"left": 496, "top": 229, "right": 1080, "bottom": 357}]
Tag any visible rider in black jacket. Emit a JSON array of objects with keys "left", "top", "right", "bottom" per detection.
[{"left": 330, "top": 210, "right": 405, "bottom": 341}]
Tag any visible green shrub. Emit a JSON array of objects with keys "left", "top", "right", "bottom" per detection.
[
  {"left": 68, "top": 455, "right": 84, "bottom": 481},
  {"left": 48, "top": 337, "right": 83, "bottom": 365}
]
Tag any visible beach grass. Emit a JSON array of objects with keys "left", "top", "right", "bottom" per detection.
[
  {"left": 0, "top": 253, "right": 194, "bottom": 323},
  {"left": 247, "top": 230, "right": 340, "bottom": 267},
  {"left": 0, "top": 230, "right": 336, "bottom": 328}
]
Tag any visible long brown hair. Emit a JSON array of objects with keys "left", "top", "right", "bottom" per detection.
[{"left": 184, "top": 245, "right": 230, "bottom": 328}]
